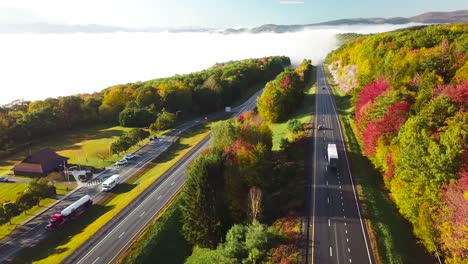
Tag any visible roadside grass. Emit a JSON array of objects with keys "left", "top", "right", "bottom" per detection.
[
  {"left": 0, "top": 182, "right": 29, "bottom": 204},
  {"left": 0, "top": 198, "right": 56, "bottom": 240},
  {"left": 120, "top": 196, "right": 191, "bottom": 264},
  {"left": 12, "top": 124, "right": 210, "bottom": 264},
  {"left": 270, "top": 67, "right": 316, "bottom": 150},
  {"left": 324, "top": 67, "right": 434, "bottom": 264},
  {"left": 55, "top": 184, "right": 76, "bottom": 196}
]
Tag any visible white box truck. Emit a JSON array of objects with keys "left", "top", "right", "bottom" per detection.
[
  {"left": 327, "top": 144, "right": 338, "bottom": 169},
  {"left": 102, "top": 174, "right": 121, "bottom": 192}
]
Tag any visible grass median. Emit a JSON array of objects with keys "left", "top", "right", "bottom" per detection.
[
  {"left": 270, "top": 67, "right": 316, "bottom": 150},
  {"left": 12, "top": 124, "right": 210, "bottom": 264},
  {"left": 323, "top": 66, "right": 434, "bottom": 264}
]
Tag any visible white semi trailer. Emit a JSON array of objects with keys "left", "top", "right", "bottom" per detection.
[{"left": 327, "top": 144, "right": 338, "bottom": 169}]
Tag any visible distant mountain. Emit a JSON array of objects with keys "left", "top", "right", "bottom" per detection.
[
  {"left": 230, "top": 10, "right": 468, "bottom": 34},
  {"left": 0, "top": 10, "right": 466, "bottom": 34}
]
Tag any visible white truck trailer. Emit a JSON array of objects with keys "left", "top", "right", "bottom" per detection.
[
  {"left": 327, "top": 144, "right": 338, "bottom": 169},
  {"left": 102, "top": 174, "right": 121, "bottom": 192},
  {"left": 47, "top": 195, "right": 93, "bottom": 229}
]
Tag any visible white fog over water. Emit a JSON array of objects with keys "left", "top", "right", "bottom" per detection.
[{"left": 0, "top": 23, "right": 423, "bottom": 105}]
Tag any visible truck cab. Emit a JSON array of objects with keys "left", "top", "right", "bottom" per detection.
[{"left": 47, "top": 214, "right": 64, "bottom": 229}]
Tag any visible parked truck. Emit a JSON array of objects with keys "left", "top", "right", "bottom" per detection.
[
  {"left": 327, "top": 144, "right": 338, "bottom": 169},
  {"left": 101, "top": 174, "right": 121, "bottom": 192},
  {"left": 47, "top": 195, "right": 93, "bottom": 229}
]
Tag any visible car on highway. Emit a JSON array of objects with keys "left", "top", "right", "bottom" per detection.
[
  {"left": 322, "top": 87, "right": 326, "bottom": 90},
  {"left": 115, "top": 159, "right": 128, "bottom": 166},
  {"left": 318, "top": 125, "right": 324, "bottom": 130},
  {"left": 124, "top": 154, "right": 136, "bottom": 160}
]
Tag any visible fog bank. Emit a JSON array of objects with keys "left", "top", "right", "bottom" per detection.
[{"left": 0, "top": 23, "right": 423, "bottom": 105}]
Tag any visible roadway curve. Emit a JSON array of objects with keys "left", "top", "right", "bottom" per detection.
[
  {"left": 305, "top": 65, "right": 375, "bottom": 264},
  {"left": 63, "top": 89, "right": 260, "bottom": 264},
  {"left": 0, "top": 88, "right": 260, "bottom": 263}
]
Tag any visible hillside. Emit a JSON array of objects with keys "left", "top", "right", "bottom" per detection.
[{"left": 326, "top": 23, "right": 467, "bottom": 263}]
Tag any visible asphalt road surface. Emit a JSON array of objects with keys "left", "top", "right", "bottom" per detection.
[
  {"left": 0, "top": 88, "right": 261, "bottom": 263},
  {"left": 305, "top": 65, "right": 375, "bottom": 264}
]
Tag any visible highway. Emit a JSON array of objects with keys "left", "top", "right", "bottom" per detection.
[
  {"left": 63, "top": 88, "right": 260, "bottom": 264},
  {"left": 0, "top": 87, "right": 261, "bottom": 263},
  {"left": 305, "top": 65, "right": 375, "bottom": 264}
]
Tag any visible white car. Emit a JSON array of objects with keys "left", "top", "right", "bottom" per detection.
[
  {"left": 115, "top": 159, "right": 128, "bottom": 166},
  {"left": 124, "top": 154, "right": 136, "bottom": 160}
]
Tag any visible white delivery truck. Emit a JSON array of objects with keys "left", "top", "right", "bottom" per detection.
[
  {"left": 102, "top": 174, "right": 121, "bottom": 192},
  {"left": 327, "top": 144, "right": 338, "bottom": 169}
]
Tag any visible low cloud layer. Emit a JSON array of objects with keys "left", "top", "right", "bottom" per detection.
[{"left": 0, "top": 23, "right": 422, "bottom": 104}]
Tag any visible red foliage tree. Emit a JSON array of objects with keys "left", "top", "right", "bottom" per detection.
[
  {"left": 436, "top": 81, "right": 468, "bottom": 110},
  {"left": 363, "top": 101, "right": 410, "bottom": 156},
  {"left": 224, "top": 139, "right": 254, "bottom": 164},
  {"left": 438, "top": 163, "right": 468, "bottom": 259},
  {"left": 271, "top": 244, "right": 299, "bottom": 264},
  {"left": 355, "top": 77, "right": 391, "bottom": 123}
]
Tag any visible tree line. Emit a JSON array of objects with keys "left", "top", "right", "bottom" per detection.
[
  {"left": 0, "top": 56, "right": 290, "bottom": 158},
  {"left": 257, "top": 59, "right": 311, "bottom": 123},
  {"left": 327, "top": 23, "right": 467, "bottom": 262},
  {"left": 180, "top": 110, "right": 306, "bottom": 263}
]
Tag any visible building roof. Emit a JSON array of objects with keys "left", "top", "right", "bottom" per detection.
[
  {"left": 13, "top": 163, "right": 43, "bottom": 173},
  {"left": 24, "top": 147, "right": 69, "bottom": 164},
  {"left": 13, "top": 147, "right": 68, "bottom": 174}
]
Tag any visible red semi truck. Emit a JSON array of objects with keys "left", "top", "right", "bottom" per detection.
[{"left": 47, "top": 195, "right": 93, "bottom": 229}]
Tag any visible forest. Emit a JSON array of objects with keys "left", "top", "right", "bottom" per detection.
[
  {"left": 326, "top": 23, "right": 467, "bottom": 263},
  {"left": 0, "top": 56, "right": 290, "bottom": 158}
]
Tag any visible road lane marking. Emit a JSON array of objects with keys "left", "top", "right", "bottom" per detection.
[
  {"left": 324, "top": 65, "right": 373, "bottom": 263},
  {"left": 140, "top": 211, "right": 146, "bottom": 217},
  {"left": 348, "top": 248, "right": 351, "bottom": 253},
  {"left": 157, "top": 195, "right": 162, "bottom": 200},
  {"left": 347, "top": 238, "right": 349, "bottom": 243},
  {"left": 118, "top": 232, "right": 125, "bottom": 239},
  {"left": 91, "top": 257, "right": 100, "bottom": 264},
  {"left": 326, "top": 181, "right": 329, "bottom": 186},
  {"left": 171, "top": 181, "right": 175, "bottom": 186},
  {"left": 345, "top": 222, "right": 347, "bottom": 226},
  {"left": 328, "top": 219, "right": 331, "bottom": 227},
  {"left": 330, "top": 247, "right": 333, "bottom": 256},
  {"left": 327, "top": 197, "right": 330, "bottom": 204},
  {"left": 350, "top": 258, "right": 352, "bottom": 263},
  {"left": 346, "top": 230, "right": 348, "bottom": 234}
]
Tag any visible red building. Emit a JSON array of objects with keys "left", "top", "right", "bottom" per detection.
[{"left": 13, "top": 148, "right": 69, "bottom": 177}]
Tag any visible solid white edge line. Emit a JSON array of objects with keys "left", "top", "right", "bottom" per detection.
[{"left": 322, "top": 65, "right": 373, "bottom": 264}]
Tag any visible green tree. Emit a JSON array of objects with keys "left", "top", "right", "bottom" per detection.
[
  {"left": 287, "top": 119, "right": 302, "bottom": 134},
  {"left": 150, "top": 108, "right": 176, "bottom": 131},
  {"left": 16, "top": 192, "right": 38, "bottom": 213},
  {"left": 3, "top": 202, "right": 20, "bottom": 224},
  {"left": 180, "top": 150, "right": 228, "bottom": 248}
]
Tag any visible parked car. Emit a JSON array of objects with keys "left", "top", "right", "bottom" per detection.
[
  {"left": 124, "top": 154, "right": 136, "bottom": 160},
  {"left": 0, "top": 177, "right": 8, "bottom": 182},
  {"left": 149, "top": 136, "right": 157, "bottom": 141},
  {"left": 115, "top": 159, "right": 128, "bottom": 166}
]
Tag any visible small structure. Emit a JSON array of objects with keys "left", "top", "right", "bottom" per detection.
[{"left": 13, "top": 148, "right": 69, "bottom": 177}]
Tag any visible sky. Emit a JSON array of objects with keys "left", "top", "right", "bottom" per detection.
[{"left": 0, "top": 0, "right": 467, "bottom": 28}]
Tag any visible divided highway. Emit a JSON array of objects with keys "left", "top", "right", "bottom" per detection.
[
  {"left": 305, "top": 65, "right": 374, "bottom": 264},
  {"left": 0, "top": 88, "right": 261, "bottom": 263},
  {"left": 64, "top": 89, "right": 261, "bottom": 264}
]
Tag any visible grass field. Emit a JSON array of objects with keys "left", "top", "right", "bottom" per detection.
[
  {"left": 323, "top": 66, "right": 434, "bottom": 264},
  {"left": 0, "top": 182, "right": 29, "bottom": 204},
  {"left": 12, "top": 124, "right": 210, "bottom": 264},
  {"left": 0, "top": 125, "right": 137, "bottom": 176},
  {"left": 0, "top": 198, "right": 56, "bottom": 240},
  {"left": 270, "top": 68, "right": 316, "bottom": 150}
]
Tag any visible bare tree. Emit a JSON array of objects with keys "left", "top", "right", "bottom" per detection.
[
  {"left": 248, "top": 186, "right": 262, "bottom": 222},
  {"left": 93, "top": 149, "right": 110, "bottom": 162}
]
